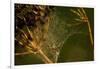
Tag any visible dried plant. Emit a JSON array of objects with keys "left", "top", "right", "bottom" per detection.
[
  {"left": 70, "top": 8, "right": 93, "bottom": 46},
  {"left": 15, "top": 4, "right": 54, "bottom": 63}
]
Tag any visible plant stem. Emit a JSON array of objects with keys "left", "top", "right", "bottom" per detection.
[
  {"left": 81, "top": 8, "right": 93, "bottom": 46},
  {"left": 15, "top": 52, "right": 33, "bottom": 55},
  {"left": 37, "top": 49, "right": 53, "bottom": 63},
  {"left": 87, "top": 20, "right": 93, "bottom": 46}
]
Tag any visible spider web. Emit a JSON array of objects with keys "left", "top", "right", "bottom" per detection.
[{"left": 15, "top": 4, "right": 85, "bottom": 63}]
